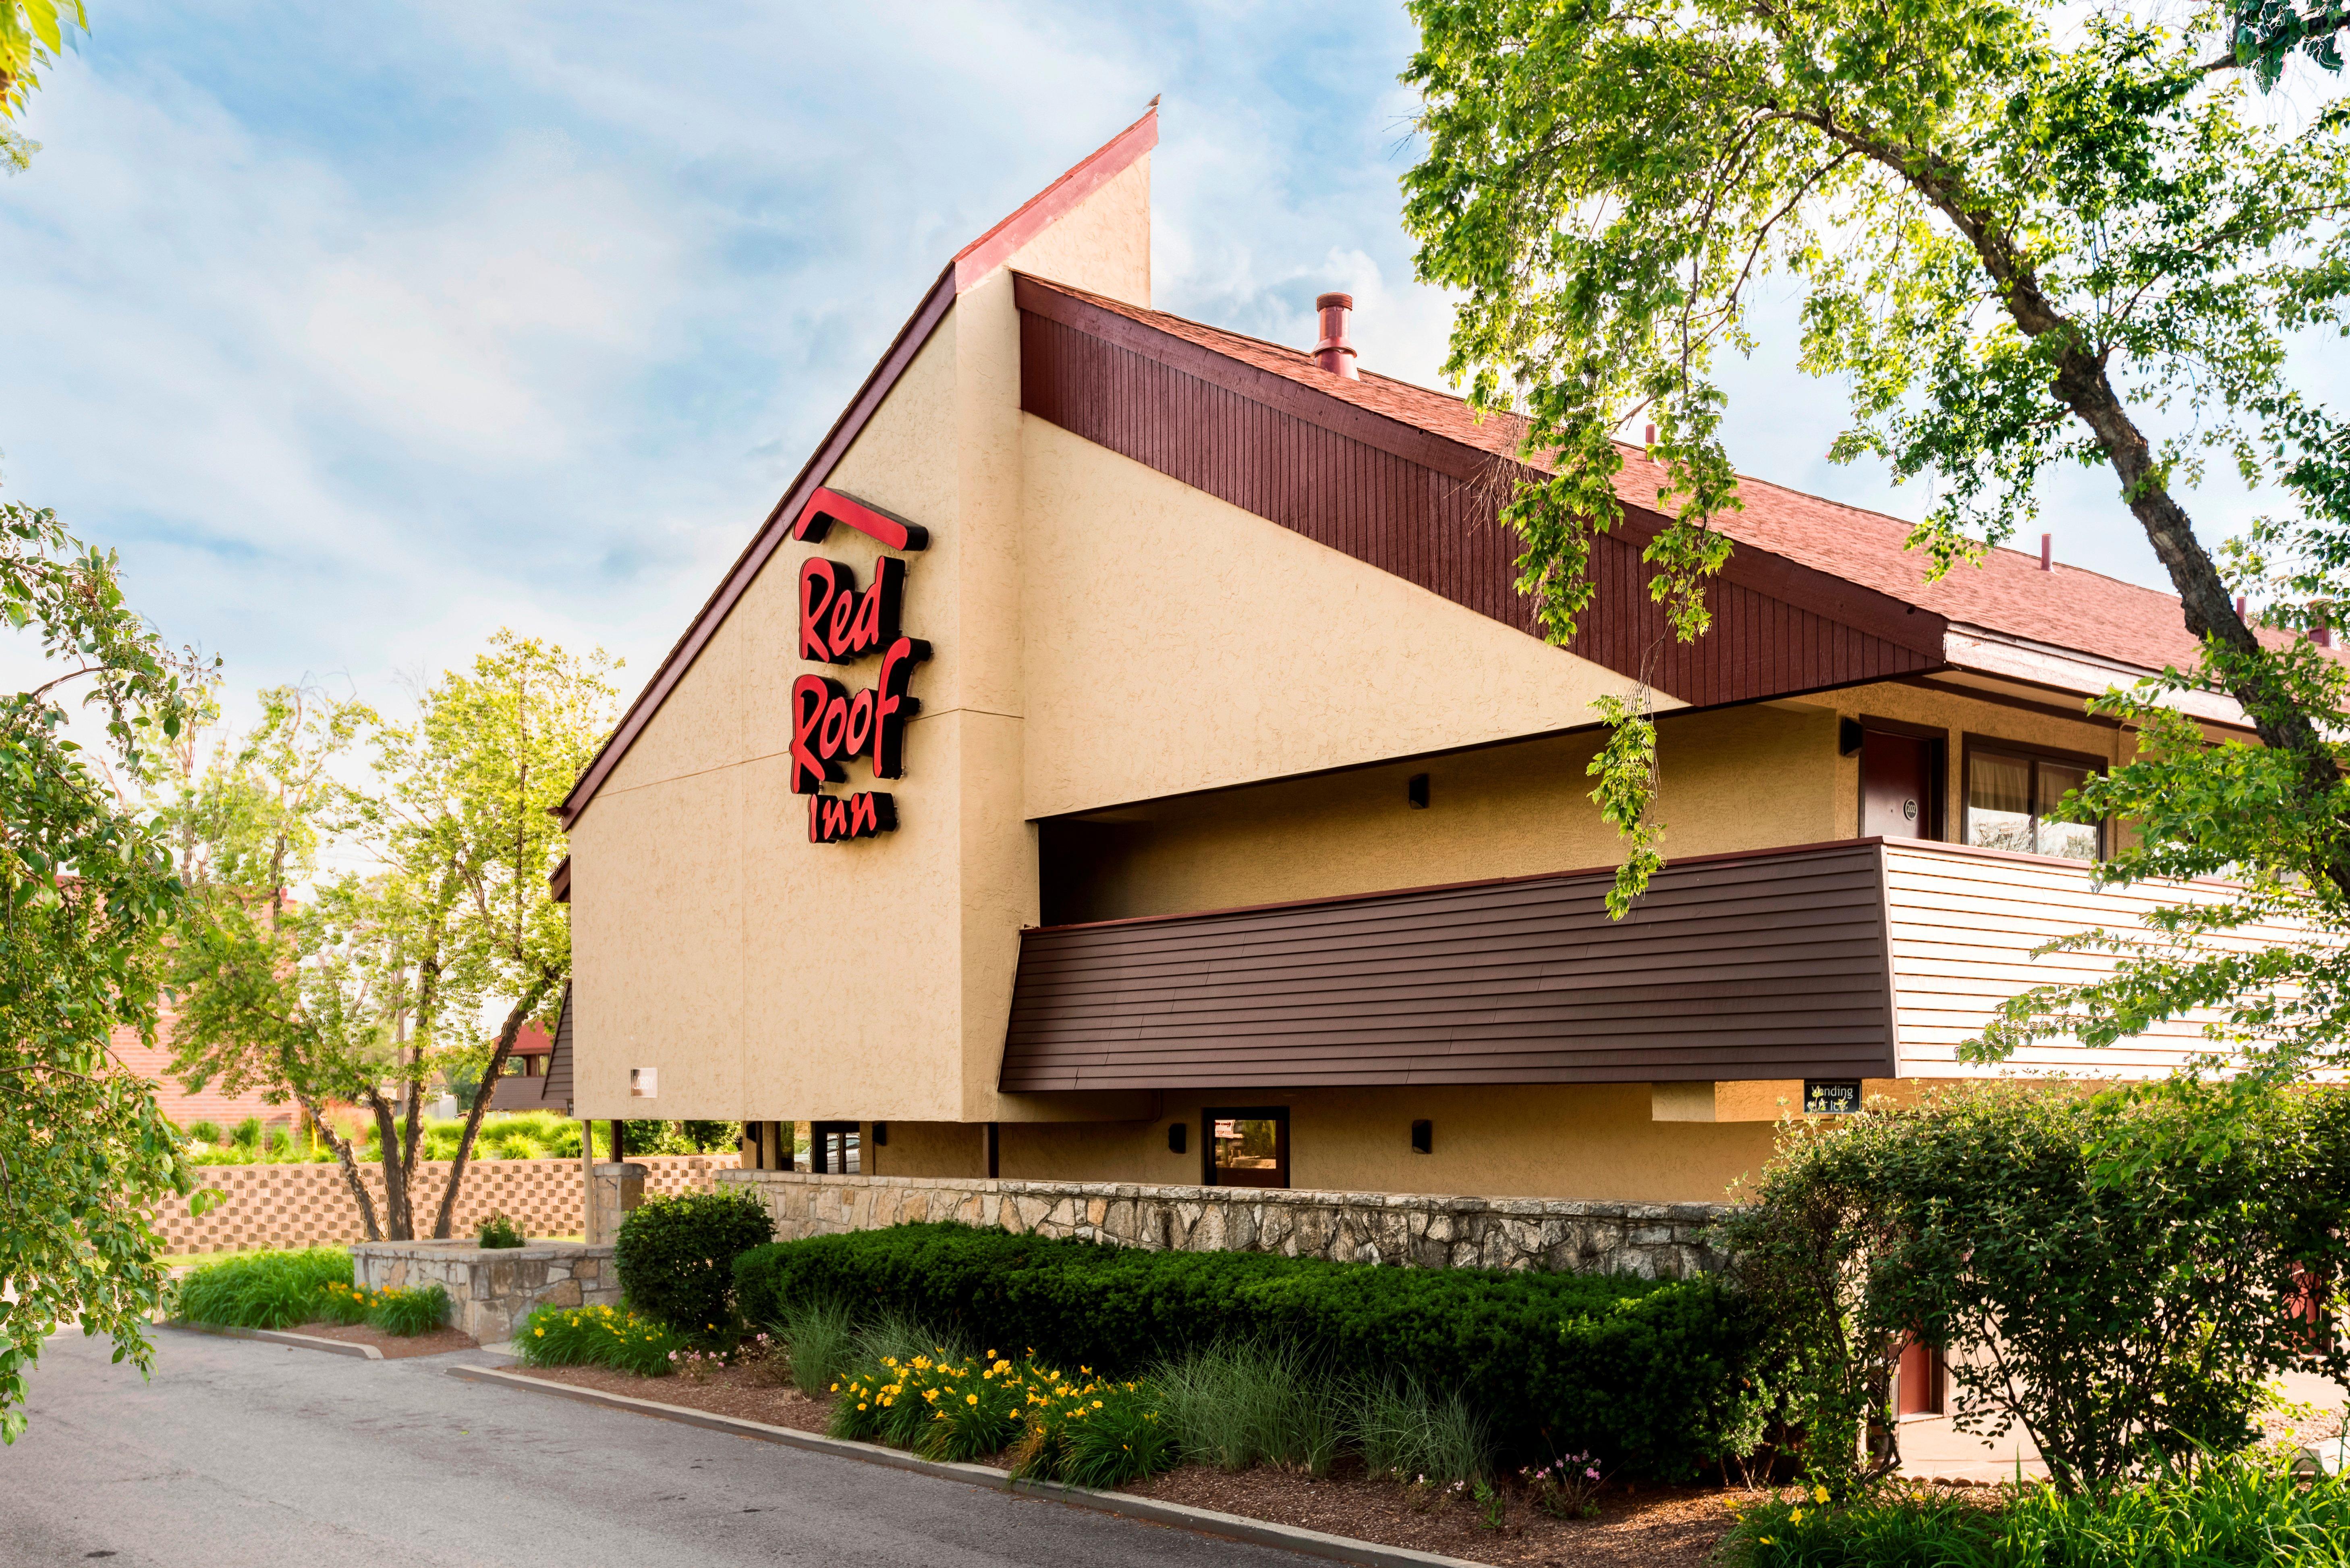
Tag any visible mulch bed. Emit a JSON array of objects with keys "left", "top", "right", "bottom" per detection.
[
  {"left": 292, "top": 1321, "right": 479, "bottom": 1360},
  {"left": 507, "top": 1362, "right": 1739, "bottom": 1566},
  {"left": 516, "top": 1362, "right": 836, "bottom": 1435}
]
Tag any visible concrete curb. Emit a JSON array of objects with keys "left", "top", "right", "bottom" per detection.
[
  {"left": 448, "top": 1363, "right": 1483, "bottom": 1568},
  {"left": 164, "top": 1321, "right": 382, "bottom": 1360}
]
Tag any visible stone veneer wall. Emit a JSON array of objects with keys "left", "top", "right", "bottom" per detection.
[
  {"left": 353, "top": 1240, "right": 620, "bottom": 1344},
  {"left": 155, "top": 1154, "right": 736, "bottom": 1255},
  {"left": 718, "top": 1170, "right": 1731, "bottom": 1278}
]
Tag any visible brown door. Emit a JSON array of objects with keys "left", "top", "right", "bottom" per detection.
[{"left": 1861, "top": 731, "right": 1933, "bottom": 840}]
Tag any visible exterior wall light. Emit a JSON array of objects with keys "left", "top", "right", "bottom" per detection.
[
  {"left": 1411, "top": 1119, "right": 1433, "bottom": 1154},
  {"left": 873, "top": 1121, "right": 889, "bottom": 1146},
  {"left": 1167, "top": 1122, "right": 1187, "bottom": 1154},
  {"left": 1407, "top": 773, "right": 1431, "bottom": 809}
]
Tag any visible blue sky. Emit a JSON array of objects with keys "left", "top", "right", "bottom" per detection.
[{"left": 0, "top": 2, "right": 2333, "bottom": 720}]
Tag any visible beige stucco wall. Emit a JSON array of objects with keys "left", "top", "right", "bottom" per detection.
[
  {"left": 572, "top": 148, "right": 1169, "bottom": 1129},
  {"left": 966, "top": 1085, "right": 1781, "bottom": 1205},
  {"left": 1042, "top": 679, "right": 2128, "bottom": 924},
  {"left": 1017, "top": 418, "right": 1660, "bottom": 818},
  {"left": 996, "top": 154, "right": 1151, "bottom": 307},
  {"left": 1811, "top": 683, "right": 2132, "bottom": 843},
  {"left": 1042, "top": 700, "right": 1836, "bottom": 922}
]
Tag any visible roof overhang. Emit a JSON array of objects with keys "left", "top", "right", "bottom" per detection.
[{"left": 1940, "top": 624, "right": 2256, "bottom": 735}]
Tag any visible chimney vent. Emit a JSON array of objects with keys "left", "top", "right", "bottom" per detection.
[
  {"left": 1312, "top": 293, "right": 1358, "bottom": 379},
  {"left": 2040, "top": 533, "right": 2053, "bottom": 572},
  {"left": 1643, "top": 423, "right": 1657, "bottom": 447}
]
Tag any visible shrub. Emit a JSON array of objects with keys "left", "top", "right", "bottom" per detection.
[
  {"left": 515, "top": 1303, "right": 691, "bottom": 1376},
  {"left": 1722, "top": 1081, "right": 2350, "bottom": 1494},
  {"left": 367, "top": 1284, "right": 450, "bottom": 1337},
  {"left": 173, "top": 1247, "right": 352, "bottom": 1329},
  {"left": 733, "top": 1222, "right": 1758, "bottom": 1476},
  {"left": 1722, "top": 1450, "right": 2350, "bottom": 1566},
  {"left": 185, "top": 1120, "right": 224, "bottom": 1145},
  {"left": 614, "top": 1189, "right": 774, "bottom": 1338},
  {"left": 476, "top": 1212, "right": 525, "bottom": 1249}
]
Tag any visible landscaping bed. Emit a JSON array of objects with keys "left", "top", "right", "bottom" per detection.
[
  {"left": 505, "top": 1356, "right": 1740, "bottom": 1566},
  {"left": 293, "top": 1321, "right": 478, "bottom": 1359}
]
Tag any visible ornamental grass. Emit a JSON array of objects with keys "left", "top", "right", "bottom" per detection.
[
  {"left": 515, "top": 1303, "right": 692, "bottom": 1377},
  {"left": 172, "top": 1247, "right": 353, "bottom": 1329}
]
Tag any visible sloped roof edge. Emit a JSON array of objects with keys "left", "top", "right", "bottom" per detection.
[
  {"left": 560, "top": 106, "right": 1163, "bottom": 827},
  {"left": 556, "top": 263, "right": 954, "bottom": 825}
]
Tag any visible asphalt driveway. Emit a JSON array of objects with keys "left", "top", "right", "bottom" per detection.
[{"left": 2, "top": 1330, "right": 1319, "bottom": 1568}]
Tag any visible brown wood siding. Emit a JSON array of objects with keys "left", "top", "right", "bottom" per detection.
[
  {"left": 487, "top": 987, "right": 573, "bottom": 1112},
  {"left": 1017, "top": 300, "right": 1942, "bottom": 708},
  {"left": 999, "top": 842, "right": 1895, "bottom": 1091},
  {"left": 543, "top": 986, "right": 574, "bottom": 1104}
]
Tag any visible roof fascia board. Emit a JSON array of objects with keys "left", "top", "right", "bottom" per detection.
[
  {"left": 1016, "top": 273, "right": 1490, "bottom": 483},
  {"left": 1018, "top": 273, "right": 1946, "bottom": 661},
  {"left": 1942, "top": 623, "right": 2250, "bottom": 727},
  {"left": 558, "top": 264, "right": 956, "bottom": 824},
  {"left": 1601, "top": 502, "right": 1946, "bottom": 658},
  {"left": 956, "top": 106, "right": 1159, "bottom": 291}
]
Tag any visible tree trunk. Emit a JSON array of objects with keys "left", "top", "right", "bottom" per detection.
[
  {"left": 429, "top": 970, "right": 560, "bottom": 1239},
  {"left": 1808, "top": 112, "right": 2350, "bottom": 893},
  {"left": 365, "top": 1088, "right": 411, "bottom": 1240},
  {"left": 295, "top": 1086, "right": 382, "bottom": 1242}
]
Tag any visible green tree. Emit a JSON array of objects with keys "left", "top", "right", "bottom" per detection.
[
  {"left": 171, "top": 633, "right": 617, "bottom": 1239},
  {"left": 0, "top": 495, "right": 209, "bottom": 1443},
  {"left": 0, "top": 0, "right": 88, "bottom": 172},
  {"left": 1402, "top": 0, "right": 2350, "bottom": 1073}
]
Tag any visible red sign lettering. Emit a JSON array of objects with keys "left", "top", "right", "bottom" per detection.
[
  {"left": 790, "top": 675, "right": 847, "bottom": 793},
  {"left": 794, "top": 524, "right": 929, "bottom": 840},
  {"left": 809, "top": 791, "right": 897, "bottom": 843},
  {"left": 792, "top": 485, "right": 929, "bottom": 553},
  {"left": 797, "top": 555, "right": 906, "bottom": 665}
]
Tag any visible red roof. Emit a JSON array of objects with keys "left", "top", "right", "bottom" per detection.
[{"left": 1027, "top": 277, "right": 2261, "bottom": 679}]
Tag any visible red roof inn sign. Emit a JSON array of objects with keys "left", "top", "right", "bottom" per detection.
[{"left": 789, "top": 487, "right": 930, "bottom": 843}]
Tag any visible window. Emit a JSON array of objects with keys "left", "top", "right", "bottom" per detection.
[
  {"left": 809, "top": 1121, "right": 861, "bottom": 1174},
  {"left": 1964, "top": 741, "right": 2103, "bottom": 861},
  {"left": 1202, "top": 1107, "right": 1289, "bottom": 1189}
]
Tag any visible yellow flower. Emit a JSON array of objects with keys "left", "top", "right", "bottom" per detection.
[
  {"left": 1092, "top": 1400, "right": 1103, "bottom": 1409},
  {"left": 966, "top": 1394, "right": 979, "bottom": 1405},
  {"left": 1789, "top": 1508, "right": 1804, "bottom": 1525},
  {"left": 534, "top": 1328, "right": 545, "bottom": 1337},
  {"left": 857, "top": 1402, "right": 868, "bottom": 1411},
  {"left": 1813, "top": 1485, "right": 1830, "bottom": 1505}
]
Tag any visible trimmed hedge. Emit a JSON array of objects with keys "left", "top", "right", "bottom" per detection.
[
  {"left": 614, "top": 1189, "right": 774, "bottom": 1338},
  {"left": 733, "top": 1222, "right": 1760, "bottom": 1477}
]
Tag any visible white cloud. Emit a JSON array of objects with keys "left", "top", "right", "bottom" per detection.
[{"left": 3, "top": 0, "right": 2342, "bottom": 749}]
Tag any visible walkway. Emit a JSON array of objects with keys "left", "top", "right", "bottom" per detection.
[{"left": 4, "top": 1330, "right": 1319, "bottom": 1568}]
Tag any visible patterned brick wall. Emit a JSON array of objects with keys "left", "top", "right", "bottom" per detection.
[{"left": 155, "top": 1154, "right": 736, "bottom": 1254}]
